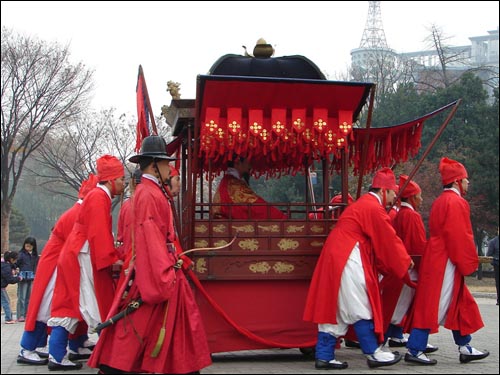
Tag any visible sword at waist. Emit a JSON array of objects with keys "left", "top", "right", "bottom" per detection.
[{"left": 93, "top": 298, "right": 143, "bottom": 334}]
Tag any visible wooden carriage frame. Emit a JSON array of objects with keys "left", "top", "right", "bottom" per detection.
[{"left": 165, "top": 59, "right": 459, "bottom": 353}]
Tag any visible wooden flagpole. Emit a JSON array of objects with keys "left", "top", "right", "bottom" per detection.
[
  {"left": 389, "top": 99, "right": 461, "bottom": 209},
  {"left": 356, "top": 85, "right": 376, "bottom": 199}
]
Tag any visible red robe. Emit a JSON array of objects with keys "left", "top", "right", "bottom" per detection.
[
  {"left": 212, "top": 174, "right": 286, "bottom": 219},
  {"left": 115, "top": 198, "right": 134, "bottom": 290},
  {"left": 388, "top": 206, "right": 398, "bottom": 223},
  {"left": 303, "top": 193, "right": 411, "bottom": 342},
  {"left": 406, "top": 190, "right": 483, "bottom": 335},
  {"left": 380, "top": 204, "right": 427, "bottom": 331},
  {"left": 88, "top": 178, "right": 211, "bottom": 374},
  {"left": 115, "top": 198, "right": 132, "bottom": 262},
  {"left": 25, "top": 201, "right": 82, "bottom": 331},
  {"left": 50, "top": 187, "right": 118, "bottom": 322}
]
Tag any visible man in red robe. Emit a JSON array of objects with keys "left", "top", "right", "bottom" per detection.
[
  {"left": 47, "top": 155, "right": 125, "bottom": 370},
  {"left": 303, "top": 167, "right": 413, "bottom": 369},
  {"left": 114, "top": 169, "right": 142, "bottom": 290},
  {"left": 88, "top": 135, "right": 211, "bottom": 374},
  {"left": 404, "top": 158, "right": 490, "bottom": 365},
  {"left": 17, "top": 175, "right": 98, "bottom": 366},
  {"left": 379, "top": 175, "right": 437, "bottom": 353},
  {"left": 211, "top": 156, "right": 286, "bottom": 219}
]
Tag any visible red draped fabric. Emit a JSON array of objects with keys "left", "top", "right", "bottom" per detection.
[
  {"left": 197, "top": 76, "right": 367, "bottom": 177},
  {"left": 196, "top": 76, "right": 458, "bottom": 177}
]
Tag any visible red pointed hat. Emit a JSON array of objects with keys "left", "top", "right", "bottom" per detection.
[
  {"left": 439, "top": 157, "right": 467, "bottom": 185},
  {"left": 96, "top": 155, "right": 124, "bottom": 182},
  {"left": 330, "top": 193, "right": 354, "bottom": 205},
  {"left": 169, "top": 165, "right": 179, "bottom": 177},
  {"left": 371, "top": 167, "right": 398, "bottom": 190},
  {"left": 78, "top": 173, "right": 98, "bottom": 199},
  {"left": 398, "top": 175, "right": 421, "bottom": 198}
]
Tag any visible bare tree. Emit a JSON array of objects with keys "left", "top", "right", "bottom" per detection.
[
  {"left": 411, "top": 24, "right": 499, "bottom": 93},
  {"left": 1, "top": 27, "right": 94, "bottom": 252},
  {"left": 349, "top": 24, "right": 498, "bottom": 105},
  {"left": 27, "top": 108, "right": 137, "bottom": 200},
  {"left": 351, "top": 47, "right": 415, "bottom": 108}
]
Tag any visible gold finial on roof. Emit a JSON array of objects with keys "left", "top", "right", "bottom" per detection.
[{"left": 253, "top": 38, "right": 274, "bottom": 58}]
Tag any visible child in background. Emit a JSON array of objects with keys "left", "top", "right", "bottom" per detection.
[{"left": 1, "top": 251, "right": 23, "bottom": 324}]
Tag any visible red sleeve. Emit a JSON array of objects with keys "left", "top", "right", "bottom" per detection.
[
  {"left": 446, "top": 196, "right": 478, "bottom": 276},
  {"left": 364, "top": 200, "right": 411, "bottom": 280},
  {"left": 134, "top": 188, "right": 177, "bottom": 304},
  {"left": 87, "top": 191, "right": 118, "bottom": 271},
  {"left": 394, "top": 208, "right": 427, "bottom": 257},
  {"left": 115, "top": 200, "right": 131, "bottom": 260}
]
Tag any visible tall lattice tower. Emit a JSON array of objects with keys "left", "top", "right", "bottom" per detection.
[
  {"left": 351, "top": 1, "right": 398, "bottom": 103},
  {"left": 359, "top": 1, "right": 388, "bottom": 49}
]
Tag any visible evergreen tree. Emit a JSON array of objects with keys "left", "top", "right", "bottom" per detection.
[{"left": 8, "top": 206, "right": 29, "bottom": 248}]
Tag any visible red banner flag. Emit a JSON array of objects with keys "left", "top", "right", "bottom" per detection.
[{"left": 135, "top": 65, "right": 156, "bottom": 152}]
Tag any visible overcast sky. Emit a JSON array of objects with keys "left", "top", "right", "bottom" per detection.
[{"left": 2, "top": 1, "right": 499, "bottom": 117}]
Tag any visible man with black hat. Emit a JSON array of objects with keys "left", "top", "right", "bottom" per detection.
[
  {"left": 404, "top": 157, "right": 489, "bottom": 365},
  {"left": 303, "top": 167, "right": 414, "bottom": 370},
  {"left": 88, "top": 135, "right": 212, "bottom": 374}
]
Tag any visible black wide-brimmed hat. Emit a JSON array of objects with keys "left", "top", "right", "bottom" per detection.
[{"left": 129, "top": 135, "right": 177, "bottom": 163}]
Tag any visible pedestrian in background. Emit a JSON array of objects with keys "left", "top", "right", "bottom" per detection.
[
  {"left": 404, "top": 157, "right": 490, "bottom": 365},
  {"left": 16, "top": 236, "right": 38, "bottom": 322},
  {"left": 486, "top": 226, "right": 499, "bottom": 305},
  {"left": 2, "top": 251, "right": 22, "bottom": 324}
]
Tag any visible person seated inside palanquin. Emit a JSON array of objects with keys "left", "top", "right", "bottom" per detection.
[{"left": 211, "top": 156, "right": 286, "bottom": 220}]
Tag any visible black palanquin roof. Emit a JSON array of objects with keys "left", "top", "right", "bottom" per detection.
[{"left": 209, "top": 54, "right": 327, "bottom": 80}]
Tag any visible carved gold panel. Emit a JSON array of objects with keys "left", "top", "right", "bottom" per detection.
[
  {"left": 310, "top": 240, "right": 324, "bottom": 247},
  {"left": 273, "top": 261, "right": 294, "bottom": 274},
  {"left": 257, "top": 224, "right": 280, "bottom": 233},
  {"left": 195, "top": 258, "right": 207, "bottom": 274},
  {"left": 195, "top": 224, "right": 208, "bottom": 234},
  {"left": 277, "top": 239, "right": 299, "bottom": 251},
  {"left": 212, "top": 224, "right": 227, "bottom": 234},
  {"left": 249, "top": 261, "right": 271, "bottom": 273},
  {"left": 232, "top": 224, "right": 254, "bottom": 233},
  {"left": 286, "top": 224, "right": 305, "bottom": 234},
  {"left": 214, "top": 239, "right": 228, "bottom": 247},
  {"left": 194, "top": 239, "right": 209, "bottom": 248},
  {"left": 238, "top": 239, "right": 260, "bottom": 251},
  {"left": 310, "top": 225, "right": 324, "bottom": 234}
]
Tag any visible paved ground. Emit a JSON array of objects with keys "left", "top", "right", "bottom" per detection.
[{"left": 2, "top": 295, "right": 498, "bottom": 374}]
